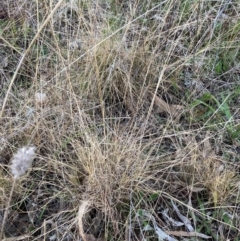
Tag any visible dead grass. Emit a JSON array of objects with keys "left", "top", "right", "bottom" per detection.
[{"left": 0, "top": 0, "right": 240, "bottom": 240}]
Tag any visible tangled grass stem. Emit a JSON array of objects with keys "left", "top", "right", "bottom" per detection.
[{"left": 0, "top": 178, "right": 16, "bottom": 241}]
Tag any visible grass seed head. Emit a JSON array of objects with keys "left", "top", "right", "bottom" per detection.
[
  {"left": 10, "top": 146, "right": 36, "bottom": 179},
  {"left": 35, "top": 92, "right": 48, "bottom": 106}
]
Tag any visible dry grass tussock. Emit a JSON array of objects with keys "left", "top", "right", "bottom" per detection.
[{"left": 0, "top": 0, "right": 240, "bottom": 240}]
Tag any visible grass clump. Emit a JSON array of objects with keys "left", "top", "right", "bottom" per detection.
[{"left": 0, "top": 0, "right": 240, "bottom": 240}]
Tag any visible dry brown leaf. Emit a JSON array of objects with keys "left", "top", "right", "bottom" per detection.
[
  {"left": 165, "top": 230, "right": 212, "bottom": 239},
  {"left": 2, "top": 235, "right": 31, "bottom": 241},
  {"left": 202, "top": 132, "right": 213, "bottom": 159},
  {"left": 77, "top": 201, "right": 103, "bottom": 241},
  {"left": 187, "top": 185, "right": 205, "bottom": 192},
  {"left": 171, "top": 200, "right": 194, "bottom": 232},
  {"left": 148, "top": 90, "right": 183, "bottom": 121},
  {"left": 78, "top": 201, "right": 92, "bottom": 241}
]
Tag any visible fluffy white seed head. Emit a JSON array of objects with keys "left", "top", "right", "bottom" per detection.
[
  {"left": 10, "top": 146, "right": 36, "bottom": 179},
  {"left": 35, "top": 92, "right": 48, "bottom": 105}
]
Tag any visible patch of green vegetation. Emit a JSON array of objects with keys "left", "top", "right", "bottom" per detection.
[
  {"left": 215, "top": 47, "right": 240, "bottom": 74},
  {"left": 191, "top": 92, "right": 240, "bottom": 142},
  {"left": 195, "top": 195, "right": 240, "bottom": 240}
]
